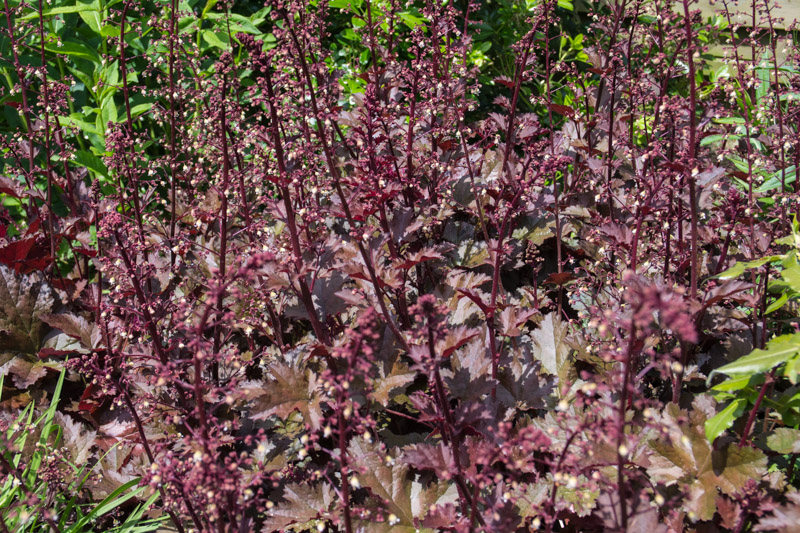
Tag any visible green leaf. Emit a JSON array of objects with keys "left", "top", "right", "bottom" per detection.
[
  {"left": 101, "top": 60, "right": 120, "bottom": 95},
  {"left": 100, "top": 93, "right": 118, "bottom": 126},
  {"left": 110, "top": 491, "right": 164, "bottom": 532},
  {"left": 201, "top": 0, "right": 219, "bottom": 19},
  {"left": 128, "top": 102, "right": 154, "bottom": 119},
  {"left": 19, "top": 3, "right": 96, "bottom": 20},
  {"left": 202, "top": 29, "right": 229, "bottom": 49},
  {"left": 58, "top": 115, "right": 100, "bottom": 136},
  {"left": 203, "top": 13, "right": 260, "bottom": 34},
  {"left": 705, "top": 398, "right": 747, "bottom": 442},
  {"left": 756, "top": 62, "right": 770, "bottom": 104},
  {"left": 101, "top": 24, "right": 121, "bottom": 37},
  {"left": 249, "top": 5, "right": 272, "bottom": 24},
  {"left": 779, "top": 261, "right": 800, "bottom": 291},
  {"left": 711, "top": 333, "right": 800, "bottom": 378},
  {"left": 784, "top": 355, "right": 800, "bottom": 385},
  {"left": 756, "top": 165, "right": 798, "bottom": 193},
  {"left": 713, "top": 116, "right": 745, "bottom": 124},
  {"left": 44, "top": 40, "right": 102, "bottom": 63},
  {"left": 398, "top": 11, "right": 425, "bottom": 29},
  {"left": 73, "top": 478, "right": 144, "bottom": 530},
  {"left": 716, "top": 256, "right": 782, "bottom": 279},
  {"left": 712, "top": 374, "right": 762, "bottom": 393},
  {"left": 25, "top": 369, "right": 66, "bottom": 485},
  {"left": 700, "top": 133, "right": 740, "bottom": 147},
  {"left": 766, "top": 292, "right": 789, "bottom": 314},
  {"left": 79, "top": 9, "right": 103, "bottom": 34}
]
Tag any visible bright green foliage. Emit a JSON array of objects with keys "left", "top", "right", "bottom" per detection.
[{"left": 706, "top": 218, "right": 800, "bottom": 443}]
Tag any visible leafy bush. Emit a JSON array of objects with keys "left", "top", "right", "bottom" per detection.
[
  {"left": 1, "top": 370, "right": 164, "bottom": 532},
  {"left": 2, "top": 0, "right": 800, "bottom": 531}
]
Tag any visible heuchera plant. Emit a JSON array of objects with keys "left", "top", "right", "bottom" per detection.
[{"left": 2, "top": 0, "right": 800, "bottom": 531}]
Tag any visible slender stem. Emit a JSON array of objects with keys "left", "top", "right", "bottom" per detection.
[
  {"left": 212, "top": 72, "right": 230, "bottom": 385},
  {"left": 117, "top": 386, "right": 192, "bottom": 532},
  {"left": 262, "top": 68, "right": 330, "bottom": 345},
  {"left": 405, "top": 62, "right": 420, "bottom": 208},
  {"left": 543, "top": 0, "right": 563, "bottom": 315},
  {"left": 428, "top": 322, "right": 474, "bottom": 518},
  {"left": 119, "top": 1, "right": 134, "bottom": 130},
  {"left": 94, "top": 269, "right": 191, "bottom": 533},
  {"left": 681, "top": 0, "right": 699, "bottom": 301},
  {"left": 119, "top": 1, "right": 146, "bottom": 247},
  {"left": 113, "top": 230, "right": 172, "bottom": 369},
  {"left": 545, "top": 428, "right": 583, "bottom": 533},
  {"left": 500, "top": 27, "right": 536, "bottom": 180},
  {"left": 721, "top": 0, "right": 756, "bottom": 253},
  {"left": 337, "top": 393, "right": 353, "bottom": 533},
  {"left": 485, "top": 15, "right": 539, "bottom": 398},
  {"left": 168, "top": 0, "right": 179, "bottom": 251},
  {"left": 37, "top": 0, "right": 56, "bottom": 260},
  {"left": 738, "top": 369, "right": 775, "bottom": 447},
  {"left": 283, "top": 19, "right": 410, "bottom": 352},
  {"left": 616, "top": 322, "right": 638, "bottom": 533},
  {"left": 763, "top": 1, "right": 788, "bottom": 224}
]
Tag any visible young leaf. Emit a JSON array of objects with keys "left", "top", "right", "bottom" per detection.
[
  {"left": 716, "top": 256, "right": 782, "bottom": 280},
  {"left": 705, "top": 398, "right": 747, "bottom": 443},
  {"left": 710, "top": 333, "right": 800, "bottom": 379}
]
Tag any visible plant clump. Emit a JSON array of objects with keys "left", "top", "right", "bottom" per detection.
[{"left": 2, "top": 0, "right": 800, "bottom": 531}]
